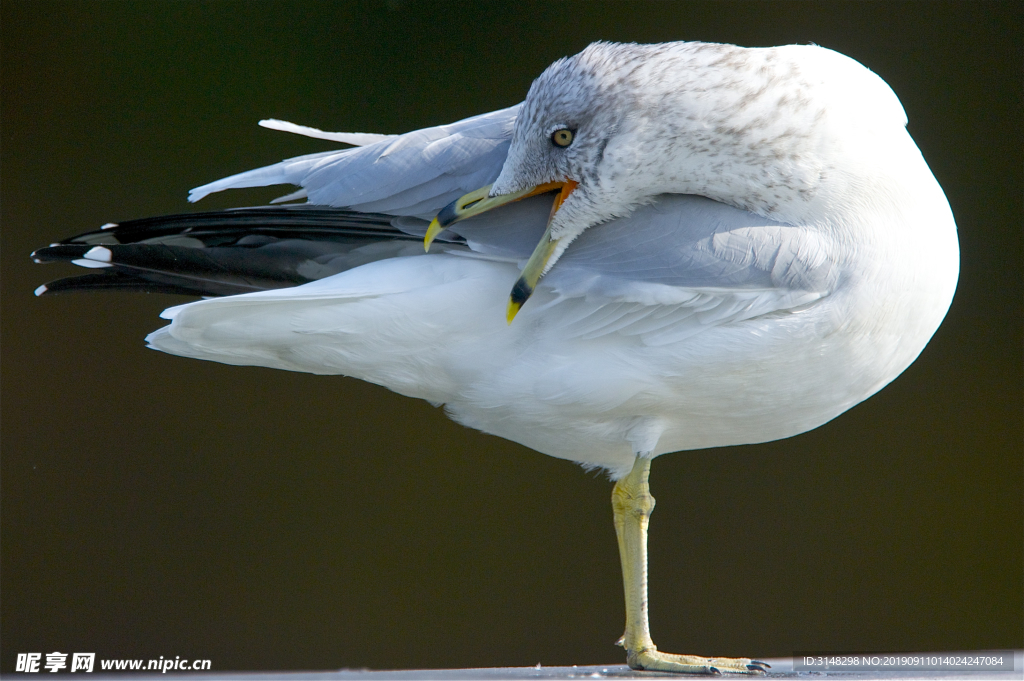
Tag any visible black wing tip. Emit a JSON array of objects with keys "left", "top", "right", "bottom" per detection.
[
  {"left": 31, "top": 206, "right": 471, "bottom": 299},
  {"left": 31, "top": 245, "right": 91, "bottom": 263},
  {"left": 34, "top": 272, "right": 206, "bottom": 297}
]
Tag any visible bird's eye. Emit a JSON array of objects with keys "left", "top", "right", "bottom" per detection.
[{"left": 551, "top": 128, "right": 574, "bottom": 147}]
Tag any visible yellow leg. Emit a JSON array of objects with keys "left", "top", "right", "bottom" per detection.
[{"left": 612, "top": 456, "right": 768, "bottom": 675}]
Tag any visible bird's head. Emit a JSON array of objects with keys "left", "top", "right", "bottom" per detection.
[
  {"left": 426, "top": 42, "right": 657, "bottom": 322},
  {"left": 490, "top": 43, "right": 644, "bottom": 256}
]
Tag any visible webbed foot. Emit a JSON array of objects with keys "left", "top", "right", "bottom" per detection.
[{"left": 627, "top": 646, "right": 769, "bottom": 674}]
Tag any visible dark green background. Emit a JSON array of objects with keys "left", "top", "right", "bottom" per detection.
[{"left": 2, "top": 1, "right": 1021, "bottom": 673}]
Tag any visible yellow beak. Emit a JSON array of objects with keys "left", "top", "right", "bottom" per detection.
[
  {"left": 423, "top": 181, "right": 568, "bottom": 251},
  {"left": 425, "top": 180, "right": 578, "bottom": 324},
  {"left": 505, "top": 180, "right": 577, "bottom": 323}
]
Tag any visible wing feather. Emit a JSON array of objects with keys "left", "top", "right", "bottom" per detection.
[
  {"left": 189, "top": 106, "right": 520, "bottom": 219},
  {"left": 516, "top": 194, "right": 839, "bottom": 343}
]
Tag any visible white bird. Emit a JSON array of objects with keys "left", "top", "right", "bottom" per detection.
[{"left": 33, "top": 41, "right": 958, "bottom": 674}]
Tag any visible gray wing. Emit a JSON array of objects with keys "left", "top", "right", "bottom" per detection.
[
  {"left": 189, "top": 105, "right": 520, "bottom": 219},
  {"left": 446, "top": 194, "right": 838, "bottom": 344}
]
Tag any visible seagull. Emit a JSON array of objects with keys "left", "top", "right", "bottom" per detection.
[{"left": 33, "top": 41, "right": 958, "bottom": 674}]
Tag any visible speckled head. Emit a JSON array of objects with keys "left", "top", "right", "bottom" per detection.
[{"left": 492, "top": 39, "right": 908, "bottom": 244}]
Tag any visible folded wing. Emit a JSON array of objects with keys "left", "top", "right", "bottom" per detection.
[{"left": 188, "top": 106, "right": 520, "bottom": 219}]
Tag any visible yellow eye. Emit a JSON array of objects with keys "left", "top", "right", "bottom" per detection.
[{"left": 551, "top": 128, "right": 574, "bottom": 147}]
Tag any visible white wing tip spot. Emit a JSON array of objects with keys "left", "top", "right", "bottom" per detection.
[
  {"left": 72, "top": 246, "right": 114, "bottom": 268},
  {"left": 83, "top": 246, "right": 113, "bottom": 262}
]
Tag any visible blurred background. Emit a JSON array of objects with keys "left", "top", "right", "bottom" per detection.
[{"left": 2, "top": 1, "right": 1021, "bottom": 673}]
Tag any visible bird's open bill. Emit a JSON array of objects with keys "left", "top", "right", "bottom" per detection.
[{"left": 425, "top": 180, "right": 578, "bottom": 323}]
